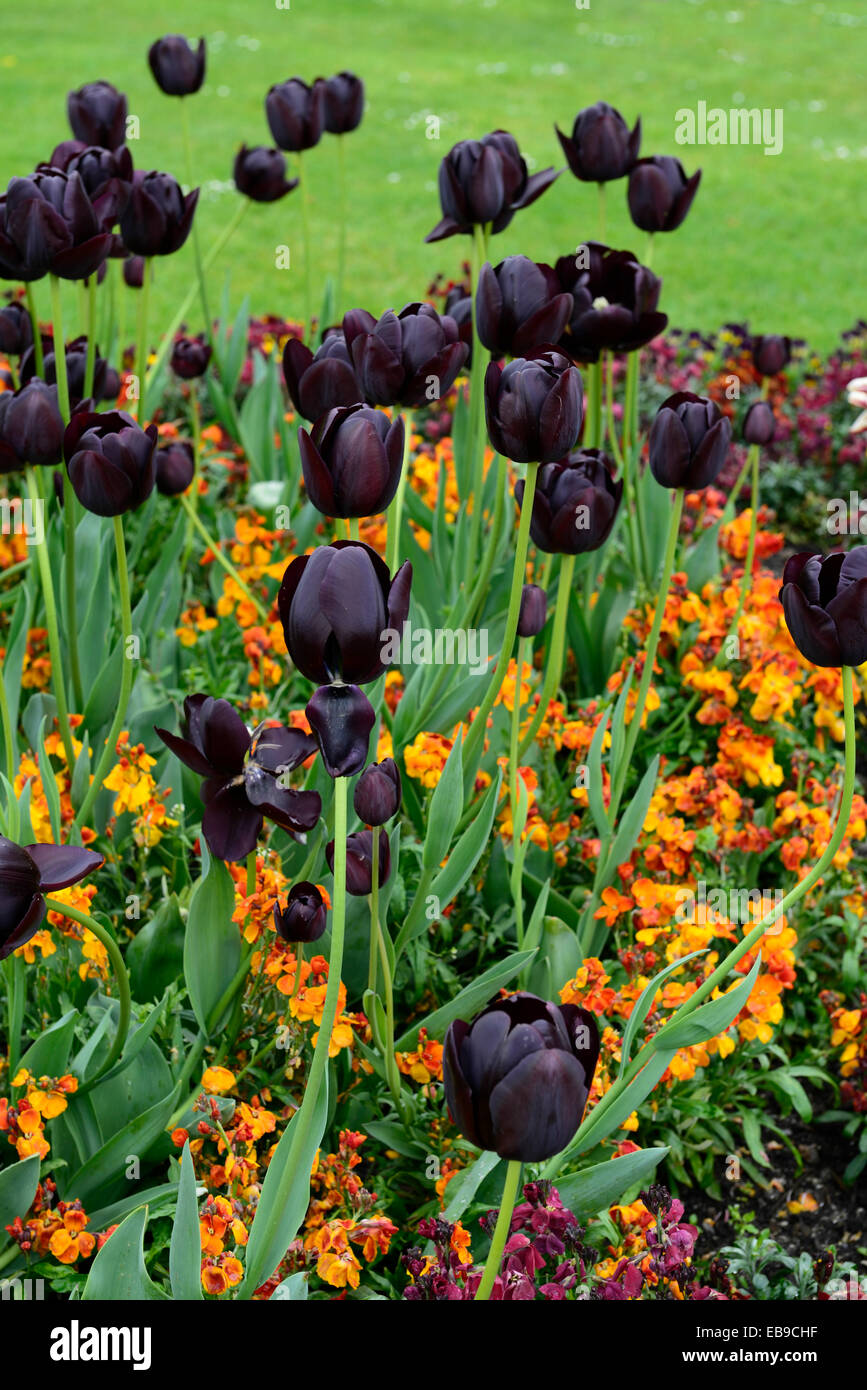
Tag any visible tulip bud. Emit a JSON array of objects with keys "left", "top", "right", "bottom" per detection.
[
  {"left": 0, "top": 302, "right": 33, "bottom": 357},
  {"left": 67, "top": 81, "right": 128, "bottom": 151},
  {"left": 484, "top": 350, "right": 583, "bottom": 464},
  {"left": 170, "top": 335, "right": 211, "bottom": 379},
  {"left": 516, "top": 448, "right": 621, "bottom": 554},
  {"left": 780, "top": 548, "right": 867, "bottom": 668},
  {"left": 426, "top": 131, "right": 559, "bottom": 243},
  {"left": 155, "top": 441, "right": 195, "bottom": 496},
  {"left": 555, "top": 102, "right": 641, "bottom": 183},
  {"left": 343, "top": 304, "right": 468, "bottom": 410},
  {"left": 627, "top": 156, "right": 701, "bottom": 233},
  {"left": 0, "top": 170, "right": 112, "bottom": 283},
  {"left": 742, "top": 400, "right": 776, "bottom": 447},
  {"left": 233, "top": 145, "right": 298, "bottom": 204},
  {"left": 64, "top": 409, "right": 158, "bottom": 516},
  {"left": 354, "top": 758, "right": 401, "bottom": 825},
  {"left": 326, "top": 828, "right": 390, "bottom": 896},
  {"left": 273, "top": 882, "right": 327, "bottom": 944},
  {"left": 476, "top": 256, "right": 572, "bottom": 359},
  {"left": 751, "top": 334, "right": 791, "bottom": 377},
  {"left": 648, "top": 391, "right": 731, "bottom": 490},
  {"left": 299, "top": 404, "right": 404, "bottom": 519},
  {"left": 148, "top": 35, "right": 206, "bottom": 97},
  {"left": 555, "top": 244, "right": 667, "bottom": 363},
  {"left": 120, "top": 171, "right": 199, "bottom": 258},
  {"left": 283, "top": 332, "right": 360, "bottom": 421},
  {"left": 265, "top": 78, "right": 326, "bottom": 153},
  {"left": 306, "top": 683, "right": 376, "bottom": 779},
  {"left": 123, "top": 256, "right": 145, "bottom": 288},
  {"left": 517, "top": 584, "right": 547, "bottom": 638},
  {"left": 20, "top": 334, "right": 109, "bottom": 406},
  {"left": 322, "top": 72, "right": 365, "bottom": 135},
  {"left": 0, "top": 379, "right": 64, "bottom": 470}
]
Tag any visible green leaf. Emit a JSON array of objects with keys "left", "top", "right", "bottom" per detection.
[
  {"left": 422, "top": 730, "right": 464, "bottom": 872},
  {"left": 17, "top": 1008, "right": 78, "bottom": 1079},
  {"left": 528, "top": 917, "right": 582, "bottom": 1001},
  {"left": 82, "top": 1206, "right": 169, "bottom": 1301},
  {"left": 87, "top": 1181, "right": 191, "bottom": 1232},
  {"left": 767, "top": 1071, "right": 813, "bottom": 1122},
  {"left": 742, "top": 1112, "right": 770, "bottom": 1167},
  {"left": 64, "top": 1084, "right": 180, "bottom": 1206},
  {"left": 127, "top": 896, "right": 186, "bottom": 1002},
  {"left": 586, "top": 707, "right": 611, "bottom": 835},
  {"left": 395, "top": 948, "right": 536, "bottom": 1051},
  {"left": 184, "top": 852, "right": 241, "bottom": 1035},
  {"left": 0, "top": 1154, "right": 41, "bottom": 1241},
  {"left": 271, "top": 1272, "right": 309, "bottom": 1300},
  {"left": 566, "top": 1049, "right": 678, "bottom": 1157},
  {"left": 599, "top": 754, "right": 660, "bottom": 893},
  {"left": 363, "top": 1121, "right": 425, "bottom": 1159},
  {"left": 427, "top": 767, "right": 502, "bottom": 911},
  {"left": 652, "top": 953, "right": 761, "bottom": 1050},
  {"left": 618, "top": 948, "right": 708, "bottom": 1073},
  {"left": 555, "top": 1147, "right": 669, "bottom": 1217},
  {"left": 170, "top": 1141, "right": 203, "bottom": 1300},
  {"left": 441, "top": 1149, "right": 501, "bottom": 1223},
  {"left": 35, "top": 717, "right": 61, "bottom": 843}
]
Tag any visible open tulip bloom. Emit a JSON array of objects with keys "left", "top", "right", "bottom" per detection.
[
  {"left": 425, "top": 130, "right": 559, "bottom": 242},
  {"left": 780, "top": 549, "right": 867, "bottom": 668},
  {"left": 0, "top": 836, "right": 104, "bottom": 960}
]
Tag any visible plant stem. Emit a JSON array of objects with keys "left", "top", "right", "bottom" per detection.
[
  {"left": 25, "top": 284, "right": 43, "bottom": 376},
  {"left": 597, "top": 183, "right": 606, "bottom": 241},
  {"left": 177, "top": 492, "right": 270, "bottom": 622},
  {"left": 179, "top": 388, "right": 202, "bottom": 573},
  {"left": 0, "top": 643, "right": 15, "bottom": 784},
  {"left": 135, "top": 257, "right": 152, "bottom": 421},
  {"left": 84, "top": 274, "right": 97, "bottom": 401},
  {"left": 723, "top": 443, "right": 760, "bottom": 653},
  {"left": 386, "top": 409, "right": 413, "bottom": 574},
  {"left": 25, "top": 467, "right": 76, "bottom": 772},
  {"left": 45, "top": 897, "right": 131, "bottom": 1094},
  {"left": 48, "top": 276, "right": 85, "bottom": 715},
  {"left": 467, "top": 222, "right": 490, "bottom": 555},
  {"left": 509, "top": 636, "right": 528, "bottom": 946},
  {"left": 518, "top": 551, "right": 576, "bottom": 758},
  {"left": 298, "top": 151, "right": 313, "bottom": 345},
  {"left": 368, "top": 830, "right": 380, "bottom": 992},
  {"left": 180, "top": 99, "right": 214, "bottom": 357},
  {"left": 336, "top": 134, "right": 347, "bottom": 312},
  {"left": 474, "top": 1158, "right": 522, "bottom": 1300}
]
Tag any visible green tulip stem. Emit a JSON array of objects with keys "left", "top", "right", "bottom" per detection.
[
  {"left": 45, "top": 897, "right": 131, "bottom": 1096},
  {"left": 336, "top": 134, "right": 347, "bottom": 312},
  {"left": 724, "top": 442, "right": 761, "bottom": 655},
  {"left": 3, "top": 955, "right": 24, "bottom": 1077},
  {"left": 177, "top": 492, "right": 270, "bottom": 623},
  {"left": 74, "top": 515, "right": 134, "bottom": 831},
  {"left": 290, "top": 941, "right": 305, "bottom": 1003},
  {"left": 180, "top": 98, "right": 215, "bottom": 358},
  {"left": 475, "top": 1158, "right": 522, "bottom": 1300},
  {"left": 135, "top": 257, "right": 153, "bottom": 422},
  {"left": 48, "top": 275, "right": 85, "bottom": 715},
  {"left": 386, "top": 408, "right": 413, "bottom": 574},
  {"left": 84, "top": 273, "right": 98, "bottom": 402},
  {"left": 517, "top": 551, "right": 576, "bottom": 760},
  {"left": 368, "top": 841, "right": 403, "bottom": 1109},
  {"left": 368, "top": 830, "right": 380, "bottom": 992},
  {"left": 179, "top": 387, "right": 202, "bottom": 573},
  {"left": 644, "top": 232, "right": 654, "bottom": 270},
  {"left": 605, "top": 350, "right": 642, "bottom": 578},
  {"left": 509, "top": 636, "right": 529, "bottom": 947},
  {"left": 583, "top": 361, "right": 599, "bottom": 450},
  {"left": 348, "top": 516, "right": 360, "bottom": 542},
  {"left": 297, "top": 151, "right": 314, "bottom": 346},
  {"left": 0, "top": 640, "right": 15, "bottom": 785},
  {"left": 467, "top": 222, "right": 491, "bottom": 560},
  {"left": 25, "top": 284, "right": 43, "bottom": 377},
  {"left": 597, "top": 183, "right": 607, "bottom": 241},
  {"left": 25, "top": 466, "right": 77, "bottom": 773}
]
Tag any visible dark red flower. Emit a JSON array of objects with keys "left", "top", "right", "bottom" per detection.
[{"left": 780, "top": 548, "right": 867, "bottom": 668}]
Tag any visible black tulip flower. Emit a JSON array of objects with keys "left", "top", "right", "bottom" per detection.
[
  {"left": 283, "top": 330, "right": 360, "bottom": 421},
  {"left": 21, "top": 334, "right": 110, "bottom": 405},
  {"left": 751, "top": 334, "right": 791, "bottom": 378},
  {"left": 155, "top": 441, "right": 194, "bottom": 495},
  {"left": 555, "top": 102, "right": 641, "bottom": 184},
  {"left": 780, "top": 549, "right": 867, "bottom": 668},
  {"left": 156, "top": 697, "right": 321, "bottom": 862},
  {"left": 120, "top": 171, "right": 198, "bottom": 258},
  {"left": 67, "top": 81, "right": 128, "bottom": 151},
  {"left": 485, "top": 349, "right": 583, "bottom": 464},
  {"left": 326, "top": 827, "right": 390, "bottom": 896},
  {"left": 148, "top": 35, "right": 206, "bottom": 97},
  {"left": 50, "top": 144, "right": 134, "bottom": 232},
  {"left": 648, "top": 392, "right": 732, "bottom": 490},
  {"left": 64, "top": 408, "right": 158, "bottom": 516},
  {"left": 0, "top": 171, "right": 112, "bottom": 283},
  {"left": 443, "top": 992, "right": 600, "bottom": 1162},
  {"left": 554, "top": 243, "right": 668, "bottom": 363},
  {"left": 265, "top": 78, "right": 326, "bottom": 153},
  {"left": 306, "top": 683, "right": 375, "bottom": 779},
  {"left": 343, "top": 304, "right": 468, "bottom": 409},
  {"left": 273, "top": 882, "right": 327, "bottom": 944},
  {"left": 516, "top": 448, "right": 622, "bottom": 554},
  {"left": 0, "top": 302, "right": 33, "bottom": 356},
  {"left": 444, "top": 286, "right": 473, "bottom": 364},
  {"left": 170, "top": 335, "right": 211, "bottom": 379},
  {"left": 279, "top": 539, "right": 411, "bottom": 685},
  {"left": 476, "top": 256, "right": 573, "bottom": 359},
  {"left": 323, "top": 71, "right": 365, "bottom": 135},
  {"left": 743, "top": 400, "right": 776, "bottom": 446},
  {"left": 233, "top": 145, "right": 298, "bottom": 203},
  {"left": 426, "top": 130, "right": 559, "bottom": 243},
  {"left": 123, "top": 255, "right": 144, "bottom": 288},
  {"left": 0, "top": 379, "right": 64, "bottom": 471},
  {"left": 517, "top": 584, "right": 547, "bottom": 638},
  {"left": 354, "top": 757, "right": 401, "bottom": 825},
  {"left": 0, "top": 836, "right": 104, "bottom": 961},
  {"left": 627, "top": 156, "right": 701, "bottom": 233},
  {"left": 299, "top": 404, "right": 404, "bottom": 519}
]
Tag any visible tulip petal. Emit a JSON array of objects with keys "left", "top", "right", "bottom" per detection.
[
  {"left": 488, "top": 1049, "right": 589, "bottom": 1162},
  {"left": 826, "top": 576, "right": 867, "bottom": 667},
  {"left": 201, "top": 783, "right": 263, "bottom": 863},
  {"left": 781, "top": 583, "right": 842, "bottom": 667},
  {"left": 26, "top": 843, "right": 104, "bottom": 891},
  {"left": 306, "top": 682, "right": 375, "bottom": 778}
]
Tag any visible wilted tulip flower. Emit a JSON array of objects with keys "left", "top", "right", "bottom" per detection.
[
  {"left": 148, "top": 34, "right": 206, "bottom": 96},
  {"left": 323, "top": 71, "right": 365, "bottom": 134},
  {"left": 156, "top": 696, "right": 321, "bottom": 862},
  {"left": 484, "top": 350, "right": 583, "bottom": 464},
  {"left": 517, "top": 584, "right": 547, "bottom": 638},
  {"left": 67, "top": 80, "right": 128, "bottom": 151},
  {"left": 780, "top": 549, "right": 867, "bottom": 668},
  {"left": 354, "top": 757, "right": 401, "bottom": 825},
  {"left": 0, "top": 379, "right": 64, "bottom": 471},
  {"left": 443, "top": 992, "right": 600, "bottom": 1162},
  {"left": 123, "top": 255, "right": 144, "bottom": 288},
  {"left": 283, "top": 330, "right": 360, "bottom": 420},
  {"left": 751, "top": 334, "right": 791, "bottom": 377},
  {"left": 0, "top": 837, "right": 104, "bottom": 960},
  {"left": 64, "top": 409, "right": 158, "bottom": 516},
  {"left": 265, "top": 78, "right": 326, "bottom": 152},
  {"left": 555, "top": 102, "right": 640, "bottom": 183},
  {"left": 0, "top": 302, "right": 33, "bottom": 356},
  {"left": 343, "top": 303, "right": 468, "bottom": 409},
  {"left": 555, "top": 243, "right": 667, "bottom": 362},
  {"left": 155, "top": 441, "right": 194, "bottom": 495},
  {"left": 234, "top": 145, "right": 298, "bottom": 203},
  {"left": 21, "top": 334, "right": 110, "bottom": 405},
  {"left": 170, "top": 335, "right": 211, "bottom": 379},
  {"left": 648, "top": 392, "right": 731, "bottom": 490},
  {"left": 274, "top": 882, "right": 328, "bottom": 944},
  {"left": 326, "top": 828, "right": 390, "bottom": 895},
  {"left": 627, "top": 156, "right": 701, "bottom": 233},
  {"left": 49, "top": 144, "right": 134, "bottom": 232},
  {"left": 516, "top": 448, "right": 622, "bottom": 554},
  {"left": 299, "top": 404, "right": 404, "bottom": 520},
  {"left": 476, "top": 256, "right": 573, "bottom": 359},
  {"left": 426, "top": 130, "right": 559, "bottom": 243},
  {"left": 120, "top": 171, "right": 198, "bottom": 258},
  {"left": 743, "top": 400, "right": 776, "bottom": 446},
  {"left": 0, "top": 171, "right": 112, "bottom": 282}
]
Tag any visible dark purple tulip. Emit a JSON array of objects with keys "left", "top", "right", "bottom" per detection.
[
  {"left": 299, "top": 404, "right": 404, "bottom": 519},
  {"left": 515, "top": 448, "right": 622, "bottom": 555},
  {"left": 283, "top": 331, "right": 360, "bottom": 421},
  {"left": 233, "top": 145, "right": 298, "bottom": 203},
  {"left": 354, "top": 757, "right": 401, "bottom": 825},
  {"left": 279, "top": 539, "right": 411, "bottom": 685},
  {"left": 64, "top": 408, "right": 158, "bottom": 516},
  {"left": 0, "top": 301, "right": 33, "bottom": 356},
  {"left": 517, "top": 584, "right": 547, "bottom": 638},
  {"left": 444, "top": 286, "right": 473, "bottom": 365},
  {"left": 443, "top": 992, "right": 600, "bottom": 1162},
  {"left": 648, "top": 392, "right": 731, "bottom": 490},
  {"left": 555, "top": 102, "right": 641, "bottom": 183},
  {"left": 265, "top": 78, "right": 326, "bottom": 153},
  {"left": 343, "top": 303, "right": 468, "bottom": 409},
  {"left": 306, "top": 682, "right": 376, "bottom": 779},
  {"left": 326, "top": 827, "right": 390, "bottom": 896},
  {"left": 426, "top": 130, "right": 560, "bottom": 243},
  {"left": 476, "top": 256, "right": 573, "bottom": 359},
  {"left": 20, "top": 334, "right": 110, "bottom": 406},
  {"left": 119, "top": 171, "right": 199, "bottom": 258},
  {"left": 627, "top": 156, "right": 701, "bottom": 233},
  {"left": 484, "top": 350, "right": 583, "bottom": 464},
  {"left": 155, "top": 441, "right": 194, "bottom": 496},
  {"left": 0, "top": 170, "right": 112, "bottom": 283},
  {"left": 780, "top": 549, "right": 867, "bottom": 668},
  {"left": 148, "top": 35, "right": 206, "bottom": 97},
  {"left": 0, "top": 379, "right": 64, "bottom": 470},
  {"left": 555, "top": 243, "right": 667, "bottom": 363},
  {"left": 170, "top": 335, "right": 211, "bottom": 379},
  {"left": 323, "top": 71, "right": 365, "bottom": 135},
  {"left": 743, "top": 400, "right": 776, "bottom": 446},
  {"left": 67, "top": 81, "right": 128, "bottom": 151},
  {"left": 123, "top": 255, "right": 144, "bottom": 288},
  {"left": 49, "top": 144, "right": 134, "bottom": 232},
  {"left": 273, "top": 882, "right": 328, "bottom": 944},
  {"left": 751, "top": 334, "right": 791, "bottom": 377},
  {"left": 155, "top": 697, "right": 321, "bottom": 862},
  {"left": 0, "top": 836, "right": 104, "bottom": 961}
]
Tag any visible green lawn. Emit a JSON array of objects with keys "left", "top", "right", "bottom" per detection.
[{"left": 2, "top": 0, "right": 865, "bottom": 351}]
